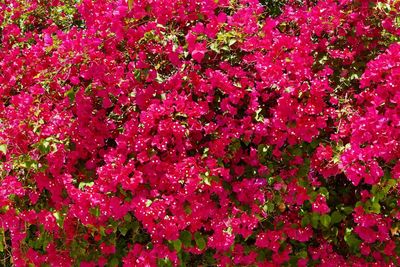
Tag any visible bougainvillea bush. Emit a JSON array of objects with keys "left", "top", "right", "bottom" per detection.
[{"left": 0, "top": 0, "right": 400, "bottom": 265}]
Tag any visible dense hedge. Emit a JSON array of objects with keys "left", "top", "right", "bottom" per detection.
[{"left": 0, "top": 0, "right": 400, "bottom": 266}]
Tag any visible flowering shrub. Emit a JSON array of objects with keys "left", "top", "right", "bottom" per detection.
[{"left": 0, "top": 0, "right": 399, "bottom": 266}]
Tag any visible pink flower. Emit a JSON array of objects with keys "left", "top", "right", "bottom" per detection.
[
  {"left": 354, "top": 226, "right": 377, "bottom": 244},
  {"left": 192, "top": 42, "right": 207, "bottom": 63},
  {"left": 312, "top": 195, "right": 330, "bottom": 214}
]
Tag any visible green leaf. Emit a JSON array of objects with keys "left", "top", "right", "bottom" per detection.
[
  {"left": 371, "top": 185, "right": 378, "bottom": 195},
  {"left": 318, "top": 187, "right": 329, "bottom": 197},
  {"left": 310, "top": 139, "right": 319, "bottom": 148},
  {"left": 0, "top": 144, "right": 7, "bottom": 154},
  {"left": 320, "top": 214, "right": 331, "bottom": 228},
  {"left": 38, "top": 139, "right": 51, "bottom": 154},
  {"left": 266, "top": 202, "right": 275, "bottom": 213},
  {"left": 64, "top": 88, "right": 77, "bottom": 103},
  {"left": 109, "top": 257, "right": 119, "bottom": 267},
  {"left": 228, "top": 38, "right": 237, "bottom": 46},
  {"left": 171, "top": 239, "right": 182, "bottom": 252},
  {"left": 203, "top": 175, "right": 211, "bottom": 186},
  {"left": 53, "top": 211, "right": 65, "bottom": 227},
  {"left": 341, "top": 206, "right": 353, "bottom": 215},
  {"left": 90, "top": 206, "right": 100, "bottom": 217},
  {"left": 311, "top": 213, "right": 319, "bottom": 229},
  {"left": 124, "top": 213, "right": 132, "bottom": 222},
  {"left": 297, "top": 250, "right": 308, "bottom": 259},
  {"left": 180, "top": 231, "right": 192, "bottom": 247},
  {"left": 184, "top": 203, "right": 192, "bottom": 215},
  {"left": 210, "top": 42, "right": 220, "bottom": 53},
  {"left": 370, "top": 202, "right": 381, "bottom": 214},
  {"left": 99, "top": 226, "right": 106, "bottom": 236},
  {"left": 374, "top": 191, "right": 385, "bottom": 201},
  {"left": 194, "top": 232, "right": 206, "bottom": 250},
  {"left": 119, "top": 225, "right": 128, "bottom": 236},
  {"left": 134, "top": 69, "right": 142, "bottom": 81},
  {"left": 301, "top": 215, "right": 310, "bottom": 227},
  {"left": 254, "top": 108, "right": 264, "bottom": 122},
  {"left": 157, "top": 258, "right": 173, "bottom": 267},
  {"left": 344, "top": 230, "right": 361, "bottom": 252},
  {"left": 145, "top": 199, "right": 152, "bottom": 207},
  {"left": 331, "top": 211, "right": 344, "bottom": 224},
  {"left": 297, "top": 162, "right": 310, "bottom": 178},
  {"left": 78, "top": 181, "right": 94, "bottom": 190}
]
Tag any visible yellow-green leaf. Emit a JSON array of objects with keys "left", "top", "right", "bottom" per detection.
[{"left": 0, "top": 144, "right": 7, "bottom": 154}]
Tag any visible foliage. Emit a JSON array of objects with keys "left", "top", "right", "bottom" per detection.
[{"left": 0, "top": 0, "right": 400, "bottom": 266}]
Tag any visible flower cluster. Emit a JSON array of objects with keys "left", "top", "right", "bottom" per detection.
[{"left": 0, "top": 0, "right": 399, "bottom": 266}]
